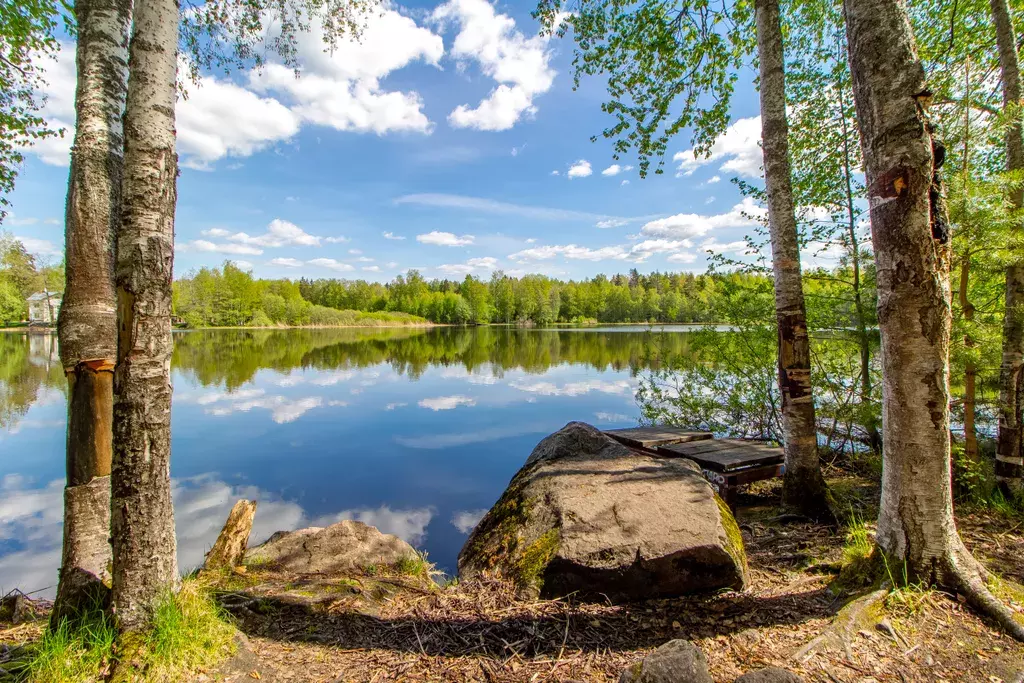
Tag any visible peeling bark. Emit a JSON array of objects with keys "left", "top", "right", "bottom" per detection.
[
  {"left": 990, "top": 0, "right": 1024, "bottom": 492},
  {"left": 52, "top": 0, "right": 132, "bottom": 627},
  {"left": 755, "top": 0, "right": 830, "bottom": 519},
  {"left": 846, "top": 0, "right": 1024, "bottom": 641},
  {"left": 110, "top": 0, "right": 180, "bottom": 632}
]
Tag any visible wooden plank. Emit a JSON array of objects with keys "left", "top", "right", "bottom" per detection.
[
  {"left": 660, "top": 439, "right": 783, "bottom": 472},
  {"left": 604, "top": 427, "right": 713, "bottom": 450}
]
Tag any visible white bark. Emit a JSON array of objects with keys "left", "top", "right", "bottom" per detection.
[
  {"left": 111, "top": 0, "right": 180, "bottom": 632},
  {"left": 53, "top": 0, "right": 131, "bottom": 626}
]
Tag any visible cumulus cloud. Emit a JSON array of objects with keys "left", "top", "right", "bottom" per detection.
[
  {"left": 382, "top": 231, "right": 405, "bottom": 240},
  {"left": 29, "top": 11, "right": 443, "bottom": 168},
  {"left": 324, "top": 236, "right": 350, "bottom": 244},
  {"left": 601, "top": 163, "right": 632, "bottom": 176},
  {"left": 14, "top": 236, "right": 62, "bottom": 258},
  {"left": 198, "top": 389, "right": 325, "bottom": 423},
  {"left": 638, "top": 197, "right": 765, "bottom": 240},
  {"left": 179, "top": 240, "right": 264, "bottom": 256},
  {"left": 418, "top": 395, "right": 477, "bottom": 411},
  {"left": 437, "top": 256, "right": 497, "bottom": 276},
  {"left": 269, "top": 257, "right": 303, "bottom": 268},
  {"left": 567, "top": 160, "right": 592, "bottom": 179},
  {"left": 307, "top": 258, "right": 354, "bottom": 272},
  {"left": 417, "top": 231, "right": 475, "bottom": 247},
  {"left": 434, "top": 0, "right": 556, "bottom": 130},
  {"left": 673, "top": 116, "right": 763, "bottom": 179},
  {"left": 209, "top": 218, "right": 320, "bottom": 248}
]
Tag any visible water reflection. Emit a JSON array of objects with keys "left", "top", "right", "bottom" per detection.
[{"left": 0, "top": 326, "right": 694, "bottom": 594}]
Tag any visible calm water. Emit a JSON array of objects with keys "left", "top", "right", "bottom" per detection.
[{"left": 0, "top": 326, "right": 701, "bottom": 596}]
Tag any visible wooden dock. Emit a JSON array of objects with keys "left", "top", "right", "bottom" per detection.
[{"left": 604, "top": 427, "right": 784, "bottom": 507}]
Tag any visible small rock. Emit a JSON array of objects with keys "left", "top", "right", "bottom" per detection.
[
  {"left": 734, "top": 667, "right": 804, "bottom": 683},
  {"left": 619, "top": 640, "right": 712, "bottom": 683},
  {"left": 245, "top": 520, "right": 418, "bottom": 574}
]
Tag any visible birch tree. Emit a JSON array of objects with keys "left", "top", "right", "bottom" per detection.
[
  {"left": 754, "top": 0, "right": 829, "bottom": 518},
  {"left": 110, "top": 0, "right": 180, "bottom": 630},
  {"left": 51, "top": 0, "right": 132, "bottom": 626},
  {"left": 989, "top": 0, "right": 1024, "bottom": 492},
  {"left": 845, "top": 0, "right": 1024, "bottom": 639}
]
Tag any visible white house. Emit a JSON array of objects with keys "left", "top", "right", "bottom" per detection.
[{"left": 27, "top": 291, "right": 61, "bottom": 324}]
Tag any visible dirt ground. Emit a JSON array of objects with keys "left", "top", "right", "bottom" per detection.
[{"left": 4, "top": 471, "right": 1024, "bottom": 682}]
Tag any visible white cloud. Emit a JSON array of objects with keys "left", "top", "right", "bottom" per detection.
[
  {"left": 269, "top": 257, "right": 303, "bottom": 267},
  {"left": 417, "top": 231, "right": 475, "bottom": 246},
  {"left": 434, "top": 0, "right": 556, "bottom": 130},
  {"left": 638, "top": 197, "right": 764, "bottom": 240},
  {"left": 700, "top": 239, "right": 750, "bottom": 255},
  {"left": 437, "top": 256, "right": 497, "bottom": 275},
  {"left": 509, "top": 244, "right": 627, "bottom": 262},
  {"left": 601, "top": 163, "right": 632, "bottom": 176},
  {"left": 673, "top": 116, "right": 762, "bottom": 179},
  {"left": 451, "top": 509, "right": 487, "bottom": 534},
  {"left": 30, "top": 12, "right": 444, "bottom": 168},
  {"left": 395, "top": 193, "right": 627, "bottom": 223},
  {"left": 621, "top": 179, "right": 630, "bottom": 186},
  {"left": 567, "top": 160, "right": 592, "bottom": 179},
  {"left": 248, "top": 8, "right": 443, "bottom": 136},
  {"left": 385, "top": 402, "right": 408, "bottom": 410},
  {"left": 708, "top": 175, "right": 721, "bottom": 184},
  {"left": 179, "top": 240, "right": 264, "bottom": 256},
  {"left": 14, "top": 236, "right": 62, "bottom": 258},
  {"left": 594, "top": 411, "right": 633, "bottom": 423},
  {"left": 177, "top": 72, "right": 300, "bottom": 170},
  {"left": 324, "top": 236, "right": 350, "bottom": 244},
  {"left": 666, "top": 252, "right": 697, "bottom": 264},
  {"left": 357, "top": 256, "right": 374, "bottom": 262},
  {"left": 218, "top": 218, "right": 320, "bottom": 248},
  {"left": 349, "top": 248, "right": 363, "bottom": 255},
  {"left": 307, "top": 258, "right": 354, "bottom": 272},
  {"left": 233, "top": 260, "right": 254, "bottom": 269},
  {"left": 382, "top": 231, "right": 405, "bottom": 240},
  {"left": 596, "top": 218, "right": 629, "bottom": 229},
  {"left": 418, "top": 395, "right": 477, "bottom": 410}
]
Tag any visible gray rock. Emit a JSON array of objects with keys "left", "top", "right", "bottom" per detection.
[
  {"left": 245, "top": 520, "right": 418, "bottom": 574},
  {"left": 459, "top": 422, "right": 748, "bottom": 601},
  {"left": 734, "top": 667, "right": 804, "bottom": 683},
  {"left": 619, "top": 640, "right": 712, "bottom": 683}
]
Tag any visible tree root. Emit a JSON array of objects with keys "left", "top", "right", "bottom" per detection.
[
  {"left": 793, "top": 588, "right": 888, "bottom": 663},
  {"left": 947, "top": 545, "right": 1024, "bottom": 642}
]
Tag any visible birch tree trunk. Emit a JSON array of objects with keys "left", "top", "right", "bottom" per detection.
[
  {"left": 110, "top": 0, "right": 180, "bottom": 632},
  {"left": 990, "top": 0, "right": 1024, "bottom": 492},
  {"left": 755, "top": 0, "right": 830, "bottom": 518},
  {"left": 52, "top": 0, "right": 132, "bottom": 626},
  {"left": 845, "top": 0, "right": 1024, "bottom": 640}
]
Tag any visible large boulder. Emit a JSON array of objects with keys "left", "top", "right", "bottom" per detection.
[
  {"left": 245, "top": 520, "right": 418, "bottom": 574},
  {"left": 458, "top": 422, "right": 748, "bottom": 601}
]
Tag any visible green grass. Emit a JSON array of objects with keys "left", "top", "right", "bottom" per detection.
[
  {"left": 393, "top": 552, "right": 440, "bottom": 582},
  {"left": 20, "top": 608, "right": 117, "bottom": 683},
  {"left": 19, "top": 578, "right": 235, "bottom": 683}
]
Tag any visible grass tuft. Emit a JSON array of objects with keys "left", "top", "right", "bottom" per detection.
[{"left": 18, "top": 577, "right": 234, "bottom": 683}]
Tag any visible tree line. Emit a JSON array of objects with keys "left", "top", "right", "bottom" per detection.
[
  {"left": 4, "top": 0, "right": 1024, "bottom": 666},
  {"left": 174, "top": 260, "right": 873, "bottom": 327}
]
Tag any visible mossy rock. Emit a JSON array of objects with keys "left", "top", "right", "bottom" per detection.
[{"left": 458, "top": 422, "right": 749, "bottom": 602}]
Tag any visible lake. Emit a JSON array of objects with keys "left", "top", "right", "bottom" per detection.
[{"left": 0, "top": 326, "right": 704, "bottom": 596}]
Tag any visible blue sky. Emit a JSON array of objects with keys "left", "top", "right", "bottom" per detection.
[{"left": 5, "top": 0, "right": 779, "bottom": 283}]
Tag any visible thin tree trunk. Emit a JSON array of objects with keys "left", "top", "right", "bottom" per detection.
[
  {"left": 838, "top": 74, "right": 879, "bottom": 452},
  {"left": 960, "top": 258, "right": 979, "bottom": 464},
  {"left": 846, "top": 0, "right": 1024, "bottom": 641},
  {"left": 755, "top": 0, "right": 830, "bottom": 519},
  {"left": 960, "top": 60, "right": 979, "bottom": 468},
  {"left": 111, "top": 0, "right": 180, "bottom": 632},
  {"left": 990, "top": 0, "right": 1024, "bottom": 492},
  {"left": 52, "top": 0, "right": 132, "bottom": 627}
]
